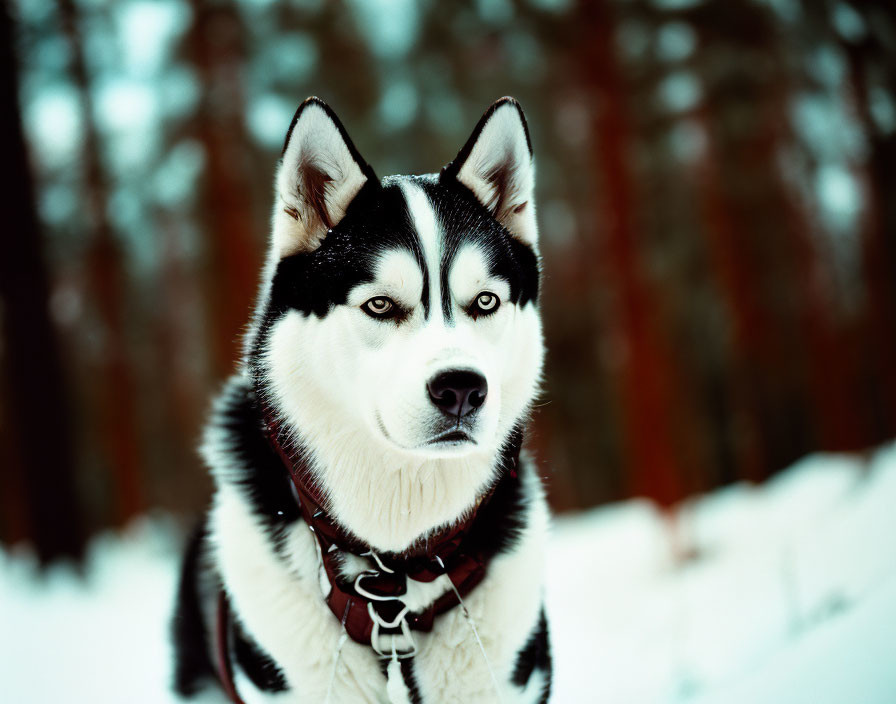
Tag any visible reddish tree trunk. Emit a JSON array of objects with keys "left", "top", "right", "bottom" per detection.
[
  {"left": 770, "top": 155, "right": 868, "bottom": 452},
  {"left": 58, "top": 0, "right": 143, "bottom": 523},
  {"left": 579, "top": 0, "right": 689, "bottom": 507},
  {"left": 187, "top": 0, "right": 260, "bottom": 380},
  {"left": 690, "top": 0, "right": 865, "bottom": 470},
  {"left": 692, "top": 111, "right": 767, "bottom": 482},
  {"left": 751, "top": 48, "right": 867, "bottom": 450},
  {"left": 152, "top": 215, "right": 209, "bottom": 510}
]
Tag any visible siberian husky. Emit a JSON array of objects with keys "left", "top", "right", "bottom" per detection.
[{"left": 172, "top": 96, "right": 551, "bottom": 704}]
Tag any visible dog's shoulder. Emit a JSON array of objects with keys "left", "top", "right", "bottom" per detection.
[{"left": 201, "top": 375, "right": 302, "bottom": 550}]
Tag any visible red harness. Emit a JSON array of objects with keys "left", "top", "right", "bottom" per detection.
[{"left": 214, "top": 403, "right": 521, "bottom": 701}]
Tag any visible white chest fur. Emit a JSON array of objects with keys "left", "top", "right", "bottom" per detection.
[{"left": 209, "top": 464, "right": 549, "bottom": 704}]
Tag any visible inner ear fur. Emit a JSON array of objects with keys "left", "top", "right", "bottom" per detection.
[
  {"left": 273, "top": 97, "right": 376, "bottom": 257},
  {"left": 441, "top": 97, "right": 538, "bottom": 247}
]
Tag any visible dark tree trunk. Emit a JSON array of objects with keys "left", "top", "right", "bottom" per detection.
[
  {"left": 187, "top": 0, "right": 260, "bottom": 380},
  {"left": 768, "top": 139, "right": 868, "bottom": 452},
  {"left": 579, "top": 0, "right": 692, "bottom": 507},
  {"left": 838, "top": 4, "right": 896, "bottom": 434},
  {"left": 58, "top": 0, "right": 144, "bottom": 524},
  {"left": 692, "top": 110, "right": 768, "bottom": 482},
  {"left": 0, "top": 5, "right": 85, "bottom": 561},
  {"left": 152, "top": 214, "right": 210, "bottom": 512}
]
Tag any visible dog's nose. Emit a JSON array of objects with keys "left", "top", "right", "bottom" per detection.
[{"left": 427, "top": 370, "right": 488, "bottom": 418}]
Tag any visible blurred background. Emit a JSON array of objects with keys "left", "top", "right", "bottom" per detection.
[{"left": 2, "top": 0, "right": 896, "bottom": 565}]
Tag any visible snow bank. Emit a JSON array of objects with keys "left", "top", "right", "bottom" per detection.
[
  {"left": 548, "top": 441, "right": 896, "bottom": 703},
  {"left": 2, "top": 442, "right": 896, "bottom": 703},
  {"left": 0, "top": 515, "right": 182, "bottom": 703}
]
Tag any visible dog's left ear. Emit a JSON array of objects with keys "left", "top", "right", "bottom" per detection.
[
  {"left": 273, "top": 97, "right": 376, "bottom": 257},
  {"left": 441, "top": 97, "right": 537, "bottom": 247}
]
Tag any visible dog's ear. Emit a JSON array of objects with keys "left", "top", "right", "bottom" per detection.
[
  {"left": 441, "top": 97, "right": 537, "bottom": 247},
  {"left": 273, "top": 97, "right": 375, "bottom": 257}
]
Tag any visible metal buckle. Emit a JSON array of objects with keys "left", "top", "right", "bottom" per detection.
[
  {"left": 369, "top": 602, "right": 417, "bottom": 659},
  {"left": 361, "top": 550, "right": 395, "bottom": 574},
  {"left": 353, "top": 571, "right": 398, "bottom": 602},
  {"left": 353, "top": 555, "right": 416, "bottom": 659}
]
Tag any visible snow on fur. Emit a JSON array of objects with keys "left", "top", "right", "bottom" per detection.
[{"left": 3, "top": 441, "right": 896, "bottom": 703}]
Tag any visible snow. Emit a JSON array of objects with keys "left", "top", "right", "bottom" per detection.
[
  {"left": 3, "top": 442, "right": 896, "bottom": 703},
  {"left": 548, "top": 442, "right": 896, "bottom": 703},
  {"left": 0, "top": 516, "right": 181, "bottom": 703}
]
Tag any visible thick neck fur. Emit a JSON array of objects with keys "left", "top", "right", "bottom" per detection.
[{"left": 254, "top": 372, "right": 519, "bottom": 554}]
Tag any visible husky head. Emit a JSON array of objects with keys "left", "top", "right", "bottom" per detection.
[{"left": 246, "top": 97, "right": 544, "bottom": 550}]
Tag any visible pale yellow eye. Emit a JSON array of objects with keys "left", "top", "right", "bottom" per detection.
[
  {"left": 362, "top": 296, "right": 395, "bottom": 317},
  {"left": 476, "top": 292, "right": 498, "bottom": 312}
]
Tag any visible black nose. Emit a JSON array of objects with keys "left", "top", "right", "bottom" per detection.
[{"left": 427, "top": 370, "right": 488, "bottom": 418}]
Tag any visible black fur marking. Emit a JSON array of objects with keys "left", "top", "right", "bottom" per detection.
[
  {"left": 252, "top": 180, "right": 429, "bottom": 355},
  {"left": 415, "top": 231, "right": 432, "bottom": 321},
  {"left": 461, "top": 428, "right": 530, "bottom": 561},
  {"left": 232, "top": 618, "right": 289, "bottom": 693},
  {"left": 417, "top": 177, "right": 540, "bottom": 321},
  {"left": 214, "top": 373, "right": 528, "bottom": 564},
  {"left": 209, "top": 376, "right": 300, "bottom": 554},
  {"left": 171, "top": 521, "right": 216, "bottom": 697},
  {"left": 366, "top": 429, "right": 528, "bottom": 571},
  {"left": 377, "top": 658, "right": 423, "bottom": 704},
  {"left": 249, "top": 168, "right": 536, "bottom": 372},
  {"left": 512, "top": 608, "right": 552, "bottom": 703}
]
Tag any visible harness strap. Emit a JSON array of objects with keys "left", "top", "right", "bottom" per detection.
[
  {"left": 259, "top": 399, "right": 522, "bottom": 650},
  {"left": 211, "top": 391, "right": 523, "bottom": 700},
  {"left": 215, "top": 592, "right": 246, "bottom": 704}
]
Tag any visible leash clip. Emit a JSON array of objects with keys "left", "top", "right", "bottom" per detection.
[
  {"left": 369, "top": 602, "right": 417, "bottom": 659},
  {"left": 354, "top": 556, "right": 416, "bottom": 659}
]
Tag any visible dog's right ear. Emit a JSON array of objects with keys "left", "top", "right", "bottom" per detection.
[{"left": 273, "top": 97, "right": 375, "bottom": 257}]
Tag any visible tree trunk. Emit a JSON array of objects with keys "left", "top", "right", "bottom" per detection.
[
  {"left": 58, "top": 0, "right": 144, "bottom": 524},
  {"left": 579, "top": 0, "right": 691, "bottom": 506},
  {"left": 0, "top": 4, "right": 85, "bottom": 561},
  {"left": 186, "top": 0, "right": 260, "bottom": 381},
  {"left": 692, "top": 109, "right": 768, "bottom": 482},
  {"left": 838, "top": 12, "right": 896, "bottom": 435}
]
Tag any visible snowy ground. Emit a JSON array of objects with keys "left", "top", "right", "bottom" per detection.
[{"left": 3, "top": 442, "right": 896, "bottom": 703}]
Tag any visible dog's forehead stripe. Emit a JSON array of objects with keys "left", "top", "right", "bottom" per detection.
[
  {"left": 399, "top": 181, "right": 442, "bottom": 321},
  {"left": 421, "top": 178, "right": 540, "bottom": 310},
  {"left": 397, "top": 177, "right": 540, "bottom": 322}
]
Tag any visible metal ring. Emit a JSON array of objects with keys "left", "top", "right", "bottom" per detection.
[
  {"left": 362, "top": 550, "right": 395, "bottom": 574},
  {"left": 369, "top": 603, "right": 417, "bottom": 659},
  {"left": 354, "top": 571, "right": 401, "bottom": 602},
  {"left": 367, "top": 601, "right": 410, "bottom": 629}
]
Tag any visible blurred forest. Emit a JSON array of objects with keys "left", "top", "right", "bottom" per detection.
[{"left": 2, "top": 0, "right": 896, "bottom": 562}]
